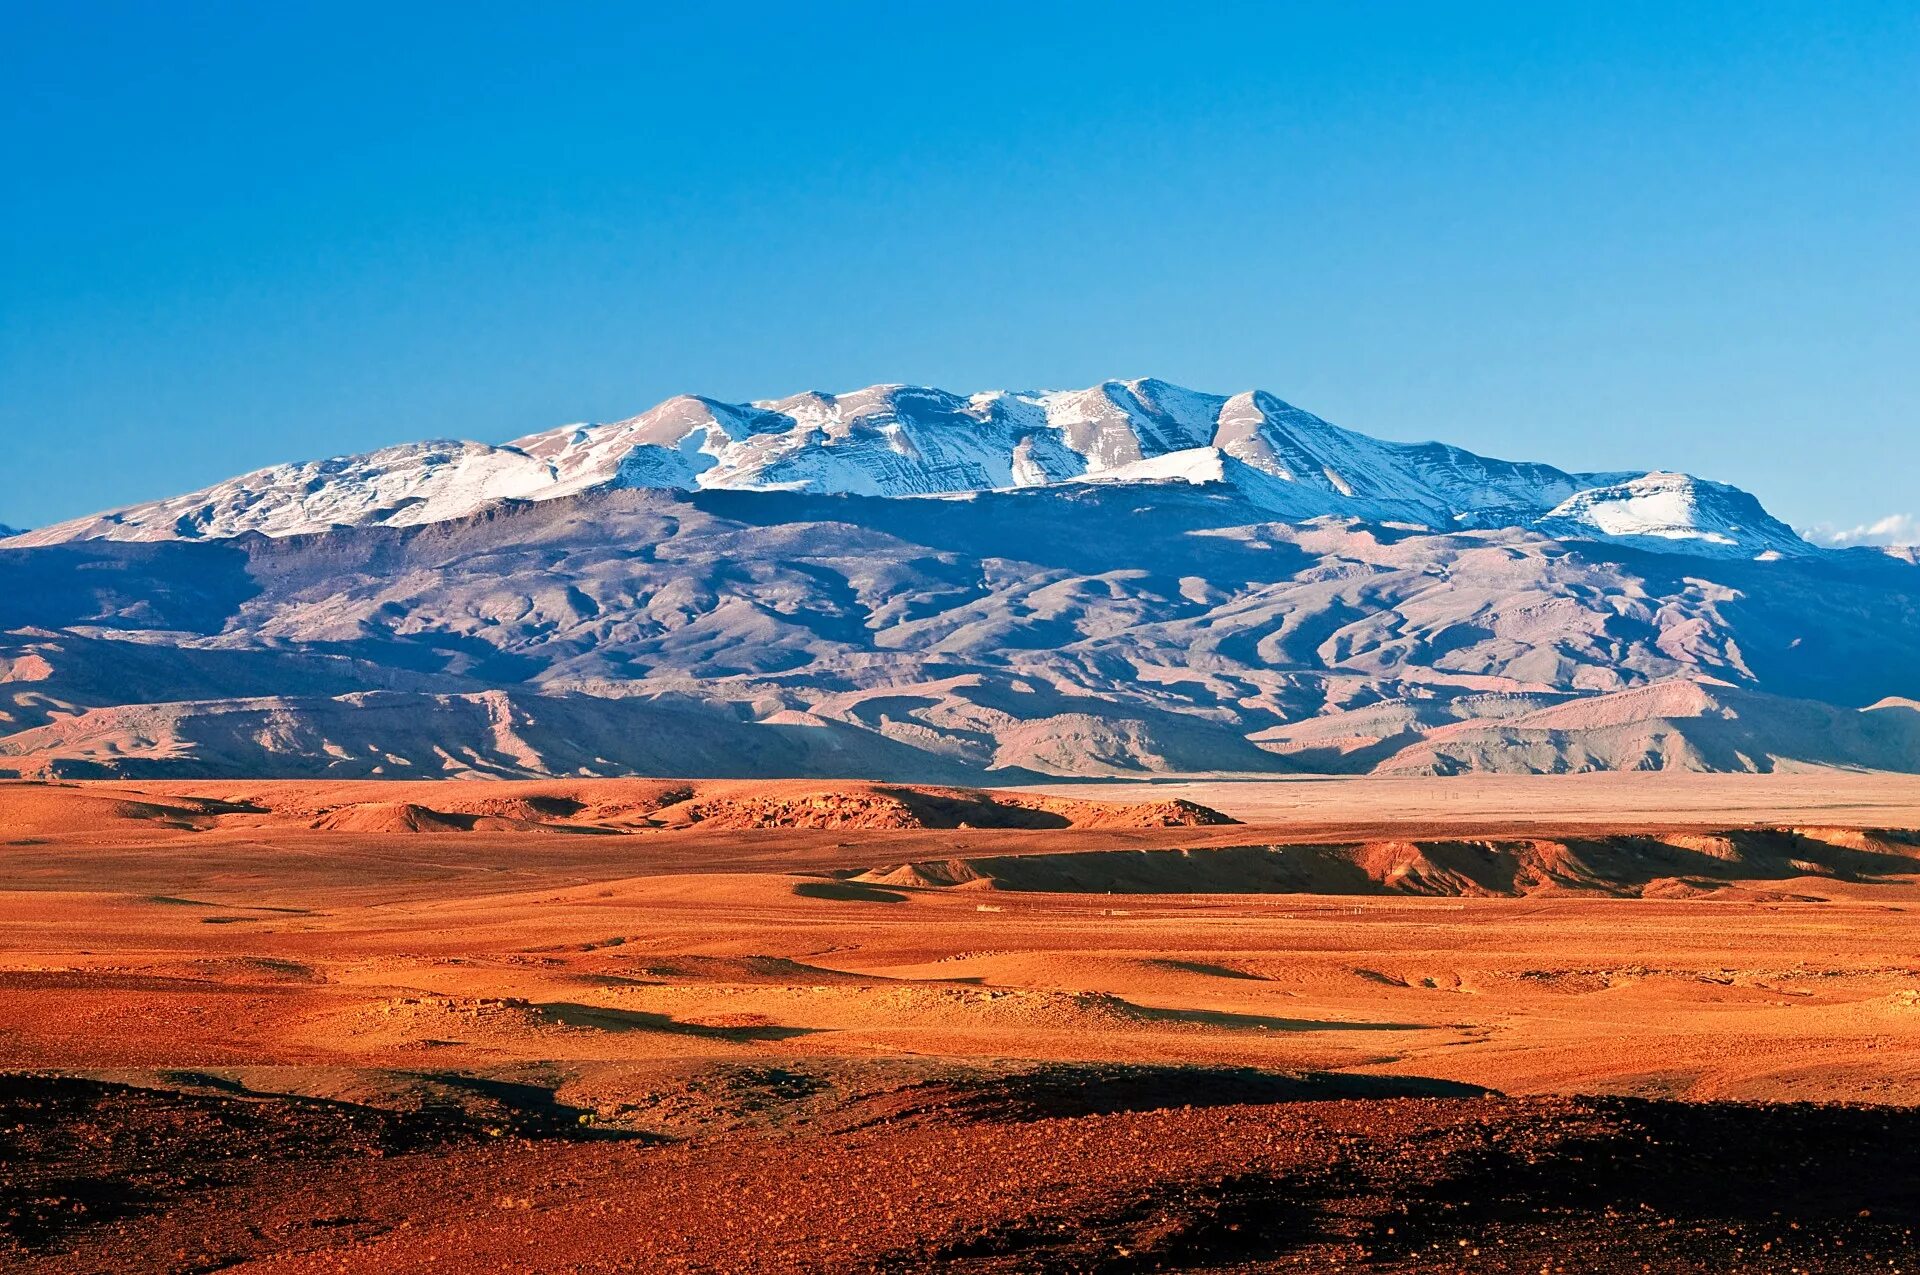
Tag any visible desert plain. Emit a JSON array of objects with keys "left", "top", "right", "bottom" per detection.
[{"left": 4, "top": 769, "right": 1920, "bottom": 1272}]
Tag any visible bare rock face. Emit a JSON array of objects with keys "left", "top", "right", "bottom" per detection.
[{"left": 1, "top": 380, "right": 1915, "bottom": 781}]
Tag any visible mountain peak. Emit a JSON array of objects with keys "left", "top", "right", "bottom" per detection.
[
  {"left": 1539, "top": 471, "right": 1810, "bottom": 557},
  {"left": 8, "top": 378, "right": 1811, "bottom": 559}
]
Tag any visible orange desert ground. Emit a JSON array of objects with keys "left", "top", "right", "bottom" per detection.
[{"left": 5, "top": 770, "right": 1920, "bottom": 1272}]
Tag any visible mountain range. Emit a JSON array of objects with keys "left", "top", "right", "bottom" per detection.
[
  {"left": 10, "top": 379, "right": 1811, "bottom": 556},
  {"left": 4, "top": 378, "right": 1916, "bottom": 780}
]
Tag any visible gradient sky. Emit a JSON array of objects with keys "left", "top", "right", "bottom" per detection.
[{"left": 4, "top": 2, "right": 1916, "bottom": 538}]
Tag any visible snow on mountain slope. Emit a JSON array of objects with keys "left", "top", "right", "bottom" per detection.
[
  {"left": 6, "top": 378, "right": 1810, "bottom": 557},
  {"left": 6, "top": 441, "right": 574, "bottom": 545},
  {"left": 1071, "top": 447, "right": 1230, "bottom": 488},
  {"left": 1539, "top": 472, "right": 1811, "bottom": 557}
]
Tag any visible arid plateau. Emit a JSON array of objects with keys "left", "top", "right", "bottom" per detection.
[{"left": 5, "top": 770, "right": 1920, "bottom": 1271}]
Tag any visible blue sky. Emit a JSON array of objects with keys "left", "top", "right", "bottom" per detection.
[{"left": 3, "top": 2, "right": 1916, "bottom": 538}]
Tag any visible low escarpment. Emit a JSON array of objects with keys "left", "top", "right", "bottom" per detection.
[
  {"left": 853, "top": 826, "right": 1920, "bottom": 898},
  {"left": 0, "top": 777, "right": 1236, "bottom": 839}
]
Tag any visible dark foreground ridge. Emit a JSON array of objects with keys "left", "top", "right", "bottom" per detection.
[{"left": 3, "top": 1067, "right": 1916, "bottom": 1272}]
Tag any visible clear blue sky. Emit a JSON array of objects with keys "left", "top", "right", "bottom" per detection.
[{"left": 4, "top": 2, "right": 1916, "bottom": 538}]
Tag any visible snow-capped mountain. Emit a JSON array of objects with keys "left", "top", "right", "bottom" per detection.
[
  {"left": 6, "top": 379, "right": 1810, "bottom": 557},
  {"left": 1537, "top": 472, "right": 1813, "bottom": 557}
]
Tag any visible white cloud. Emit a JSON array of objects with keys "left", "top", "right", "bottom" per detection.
[{"left": 1801, "top": 513, "right": 1920, "bottom": 548}]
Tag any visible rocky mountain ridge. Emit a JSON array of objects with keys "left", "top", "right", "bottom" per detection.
[
  {"left": 2, "top": 478, "right": 1914, "bottom": 781},
  {"left": 8, "top": 379, "right": 1808, "bottom": 558}
]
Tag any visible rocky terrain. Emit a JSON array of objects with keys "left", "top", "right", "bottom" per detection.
[
  {"left": 4, "top": 379, "right": 1917, "bottom": 781},
  {"left": 6, "top": 773, "right": 1920, "bottom": 1271},
  {"left": 7, "top": 1073, "right": 1917, "bottom": 1273},
  {"left": 1, "top": 491, "right": 1916, "bottom": 781},
  {"left": 0, "top": 777, "right": 1238, "bottom": 837}
]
